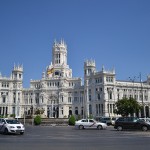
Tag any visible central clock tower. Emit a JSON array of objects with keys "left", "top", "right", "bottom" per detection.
[{"left": 46, "top": 39, "right": 72, "bottom": 78}]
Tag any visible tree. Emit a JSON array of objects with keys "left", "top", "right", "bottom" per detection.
[
  {"left": 88, "top": 114, "right": 93, "bottom": 119},
  {"left": 68, "top": 115, "right": 76, "bottom": 126},
  {"left": 34, "top": 115, "right": 42, "bottom": 125},
  {"left": 34, "top": 108, "right": 45, "bottom": 115},
  {"left": 114, "top": 97, "right": 142, "bottom": 117}
]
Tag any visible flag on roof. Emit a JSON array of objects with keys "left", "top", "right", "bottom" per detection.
[{"left": 47, "top": 68, "right": 54, "bottom": 75}]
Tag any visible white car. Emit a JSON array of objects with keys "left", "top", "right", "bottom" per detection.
[
  {"left": 111, "top": 117, "right": 118, "bottom": 126},
  {"left": 139, "top": 118, "right": 150, "bottom": 125},
  {"left": 0, "top": 118, "right": 25, "bottom": 135},
  {"left": 75, "top": 119, "right": 107, "bottom": 130}
]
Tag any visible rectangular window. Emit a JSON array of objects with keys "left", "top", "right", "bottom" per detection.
[
  {"left": 96, "top": 104, "right": 98, "bottom": 115},
  {"left": 109, "top": 93, "right": 112, "bottom": 99},
  {"left": 89, "top": 95, "right": 91, "bottom": 101},
  {"left": 61, "top": 107, "right": 63, "bottom": 115},
  {"left": 140, "top": 95, "right": 143, "bottom": 101},
  {"left": 12, "top": 107, "right": 15, "bottom": 114},
  {"left": 89, "top": 89, "right": 91, "bottom": 94},
  {"left": 14, "top": 98, "right": 16, "bottom": 103},
  {"left": 3, "top": 97, "right": 6, "bottom": 103},
  {"left": 145, "top": 96, "right": 148, "bottom": 101},
  {"left": 68, "top": 97, "right": 72, "bottom": 103},
  {"left": 98, "top": 94, "right": 100, "bottom": 100},
  {"left": 74, "top": 97, "right": 78, "bottom": 103},
  {"left": 30, "top": 98, "right": 33, "bottom": 104},
  {"left": 106, "top": 76, "right": 113, "bottom": 82},
  {"left": 36, "top": 98, "right": 39, "bottom": 104}
]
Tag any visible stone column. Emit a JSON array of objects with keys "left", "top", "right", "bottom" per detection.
[
  {"left": 4, "top": 107, "right": 6, "bottom": 116},
  {"left": 148, "top": 106, "right": 150, "bottom": 117}
]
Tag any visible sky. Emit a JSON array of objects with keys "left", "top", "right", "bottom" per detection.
[{"left": 0, "top": 0, "right": 150, "bottom": 88}]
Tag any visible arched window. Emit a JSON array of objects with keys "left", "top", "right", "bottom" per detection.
[
  {"left": 75, "top": 107, "right": 78, "bottom": 115},
  {"left": 55, "top": 71, "right": 59, "bottom": 76},
  {"left": 81, "top": 107, "right": 84, "bottom": 115},
  {"left": 61, "top": 107, "right": 63, "bottom": 115}
]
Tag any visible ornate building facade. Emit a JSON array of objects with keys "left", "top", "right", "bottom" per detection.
[{"left": 1, "top": 40, "right": 150, "bottom": 119}]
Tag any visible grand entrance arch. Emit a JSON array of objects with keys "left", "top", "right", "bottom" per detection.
[
  {"left": 47, "top": 106, "right": 59, "bottom": 118},
  {"left": 47, "top": 94, "right": 59, "bottom": 118}
]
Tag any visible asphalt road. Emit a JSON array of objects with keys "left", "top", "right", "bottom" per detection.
[{"left": 0, "top": 125, "right": 150, "bottom": 150}]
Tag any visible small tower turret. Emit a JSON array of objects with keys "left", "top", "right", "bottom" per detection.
[
  {"left": 84, "top": 60, "right": 96, "bottom": 78},
  {"left": 12, "top": 64, "right": 23, "bottom": 80}
]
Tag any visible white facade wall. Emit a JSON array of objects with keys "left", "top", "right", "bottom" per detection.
[
  {"left": 1, "top": 40, "right": 150, "bottom": 119},
  {"left": 0, "top": 65, "right": 23, "bottom": 118}
]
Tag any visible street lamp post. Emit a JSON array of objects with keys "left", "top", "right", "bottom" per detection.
[
  {"left": 129, "top": 76, "right": 136, "bottom": 97},
  {"left": 52, "top": 100, "right": 54, "bottom": 118},
  {"left": 86, "top": 79, "right": 89, "bottom": 119},
  {"left": 16, "top": 100, "right": 19, "bottom": 120},
  {"left": 85, "top": 78, "right": 94, "bottom": 119},
  {"left": 129, "top": 76, "right": 140, "bottom": 117},
  {"left": 40, "top": 89, "right": 59, "bottom": 118},
  {"left": 81, "top": 92, "right": 84, "bottom": 119},
  {"left": 23, "top": 106, "right": 26, "bottom": 125},
  {"left": 139, "top": 73, "right": 145, "bottom": 118},
  {"left": 108, "top": 90, "right": 110, "bottom": 118},
  {"left": 107, "top": 88, "right": 112, "bottom": 117},
  {"left": 30, "top": 105, "right": 34, "bottom": 125},
  {"left": 48, "top": 106, "right": 50, "bottom": 118},
  {"left": 23, "top": 105, "right": 27, "bottom": 125},
  {"left": 129, "top": 74, "right": 145, "bottom": 117}
]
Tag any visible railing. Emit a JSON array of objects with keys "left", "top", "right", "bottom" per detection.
[{"left": 18, "top": 118, "right": 69, "bottom": 126}]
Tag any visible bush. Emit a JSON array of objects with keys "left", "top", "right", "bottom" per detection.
[
  {"left": 34, "top": 115, "right": 41, "bottom": 125},
  {"left": 68, "top": 115, "right": 76, "bottom": 126},
  {"left": 0, "top": 115, "right": 8, "bottom": 118},
  {"left": 10, "top": 114, "right": 15, "bottom": 118},
  {"left": 88, "top": 114, "right": 93, "bottom": 119}
]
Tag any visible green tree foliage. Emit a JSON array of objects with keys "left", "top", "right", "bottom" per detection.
[
  {"left": 34, "top": 108, "right": 45, "bottom": 115},
  {"left": 114, "top": 97, "right": 142, "bottom": 117},
  {"left": 0, "top": 115, "right": 8, "bottom": 118},
  {"left": 68, "top": 115, "right": 76, "bottom": 126},
  {"left": 34, "top": 115, "right": 41, "bottom": 125},
  {"left": 10, "top": 114, "right": 15, "bottom": 118}
]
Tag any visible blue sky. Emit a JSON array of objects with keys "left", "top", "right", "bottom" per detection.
[{"left": 0, "top": 0, "right": 150, "bottom": 87}]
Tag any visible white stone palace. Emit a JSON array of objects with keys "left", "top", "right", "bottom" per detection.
[{"left": 1, "top": 40, "right": 150, "bottom": 119}]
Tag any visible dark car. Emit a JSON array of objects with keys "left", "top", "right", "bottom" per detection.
[{"left": 114, "top": 117, "right": 150, "bottom": 131}]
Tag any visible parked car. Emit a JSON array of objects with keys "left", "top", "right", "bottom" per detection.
[
  {"left": 0, "top": 118, "right": 25, "bottom": 135},
  {"left": 111, "top": 117, "right": 118, "bottom": 126},
  {"left": 97, "top": 117, "right": 112, "bottom": 125},
  {"left": 75, "top": 119, "right": 107, "bottom": 130},
  {"left": 139, "top": 118, "right": 150, "bottom": 125},
  {"left": 114, "top": 117, "right": 150, "bottom": 131}
]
